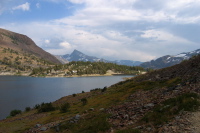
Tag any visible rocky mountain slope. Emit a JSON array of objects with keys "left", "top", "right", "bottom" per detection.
[
  {"left": 58, "top": 49, "right": 143, "bottom": 66},
  {"left": 1, "top": 54, "right": 200, "bottom": 132},
  {"left": 0, "top": 28, "right": 60, "bottom": 64},
  {"left": 140, "top": 48, "right": 200, "bottom": 69}
]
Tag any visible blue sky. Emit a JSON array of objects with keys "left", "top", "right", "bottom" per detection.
[{"left": 0, "top": 0, "right": 200, "bottom": 61}]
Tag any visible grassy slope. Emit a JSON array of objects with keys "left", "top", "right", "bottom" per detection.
[
  {"left": 0, "top": 46, "right": 54, "bottom": 75},
  {"left": 0, "top": 55, "right": 200, "bottom": 133}
]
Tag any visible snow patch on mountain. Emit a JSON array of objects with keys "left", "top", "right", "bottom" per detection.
[{"left": 140, "top": 48, "right": 200, "bottom": 69}]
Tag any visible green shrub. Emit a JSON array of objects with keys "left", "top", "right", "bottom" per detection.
[
  {"left": 37, "top": 102, "right": 55, "bottom": 113},
  {"left": 81, "top": 98, "right": 88, "bottom": 105},
  {"left": 25, "top": 107, "right": 31, "bottom": 112},
  {"left": 34, "top": 104, "right": 40, "bottom": 109},
  {"left": 102, "top": 86, "right": 107, "bottom": 92},
  {"left": 10, "top": 109, "right": 22, "bottom": 117},
  {"left": 60, "top": 103, "right": 70, "bottom": 113}
]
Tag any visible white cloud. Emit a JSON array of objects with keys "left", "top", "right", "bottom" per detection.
[
  {"left": 45, "top": 39, "right": 50, "bottom": 44},
  {"left": 141, "top": 29, "right": 192, "bottom": 44},
  {"left": 46, "top": 41, "right": 75, "bottom": 55},
  {"left": 12, "top": 2, "right": 30, "bottom": 11},
  {"left": 2, "top": 0, "right": 200, "bottom": 61},
  {"left": 36, "top": 3, "right": 40, "bottom": 9},
  {"left": 60, "top": 41, "right": 73, "bottom": 50}
]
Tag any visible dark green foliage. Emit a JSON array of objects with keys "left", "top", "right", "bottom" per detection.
[
  {"left": 34, "top": 104, "right": 40, "bottom": 109},
  {"left": 25, "top": 107, "right": 31, "bottom": 112},
  {"left": 29, "top": 61, "right": 145, "bottom": 76},
  {"left": 72, "top": 94, "right": 77, "bottom": 97},
  {"left": 142, "top": 93, "right": 200, "bottom": 125},
  {"left": 60, "top": 113, "right": 111, "bottom": 133},
  {"left": 116, "top": 128, "right": 141, "bottom": 133},
  {"left": 37, "top": 102, "right": 55, "bottom": 113},
  {"left": 30, "top": 67, "right": 45, "bottom": 76},
  {"left": 81, "top": 98, "right": 88, "bottom": 105},
  {"left": 10, "top": 109, "right": 22, "bottom": 117},
  {"left": 102, "top": 86, "right": 107, "bottom": 92},
  {"left": 82, "top": 91, "right": 85, "bottom": 93},
  {"left": 90, "top": 88, "right": 102, "bottom": 92},
  {"left": 60, "top": 103, "right": 70, "bottom": 113}
]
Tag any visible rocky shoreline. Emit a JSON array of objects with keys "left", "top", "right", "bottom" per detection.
[{"left": 0, "top": 71, "right": 134, "bottom": 78}]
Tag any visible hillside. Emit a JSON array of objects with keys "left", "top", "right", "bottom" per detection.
[
  {"left": 0, "top": 28, "right": 60, "bottom": 64},
  {"left": 30, "top": 61, "right": 145, "bottom": 77},
  {"left": 0, "top": 46, "right": 57, "bottom": 75},
  {"left": 1, "top": 54, "right": 200, "bottom": 132}
]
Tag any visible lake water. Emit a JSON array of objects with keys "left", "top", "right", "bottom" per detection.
[{"left": 0, "top": 75, "right": 133, "bottom": 120}]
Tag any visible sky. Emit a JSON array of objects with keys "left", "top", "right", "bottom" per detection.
[{"left": 0, "top": 0, "right": 200, "bottom": 62}]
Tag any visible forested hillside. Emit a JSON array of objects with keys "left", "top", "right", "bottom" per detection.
[
  {"left": 0, "top": 47, "right": 54, "bottom": 75},
  {"left": 30, "top": 61, "right": 145, "bottom": 77}
]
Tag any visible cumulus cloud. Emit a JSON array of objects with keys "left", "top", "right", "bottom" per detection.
[
  {"left": 45, "top": 39, "right": 50, "bottom": 44},
  {"left": 12, "top": 2, "right": 30, "bottom": 11},
  {"left": 60, "top": 41, "right": 73, "bottom": 50},
  {"left": 1, "top": 0, "right": 200, "bottom": 61},
  {"left": 141, "top": 29, "right": 192, "bottom": 44}
]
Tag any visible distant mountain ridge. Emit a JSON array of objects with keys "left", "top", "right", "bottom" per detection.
[
  {"left": 0, "top": 28, "right": 61, "bottom": 64},
  {"left": 57, "top": 49, "right": 143, "bottom": 66},
  {"left": 62, "top": 49, "right": 108, "bottom": 62},
  {"left": 140, "top": 49, "right": 200, "bottom": 69}
]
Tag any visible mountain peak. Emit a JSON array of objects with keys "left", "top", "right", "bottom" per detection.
[
  {"left": 58, "top": 49, "right": 143, "bottom": 66},
  {"left": 71, "top": 49, "right": 84, "bottom": 55}
]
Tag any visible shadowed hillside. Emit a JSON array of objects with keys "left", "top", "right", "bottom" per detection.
[
  {"left": 1, "top": 56, "right": 200, "bottom": 132},
  {"left": 0, "top": 28, "right": 60, "bottom": 64}
]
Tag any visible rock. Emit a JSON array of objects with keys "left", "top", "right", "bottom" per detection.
[
  {"left": 35, "top": 124, "right": 41, "bottom": 128},
  {"left": 55, "top": 124, "right": 60, "bottom": 132},
  {"left": 74, "top": 114, "right": 80, "bottom": 120},
  {"left": 99, "top": 108, "right": 105, "bottom": 111},
  {"left": 89, "top": 108, "right": 94, "bottom": 111},
  {"left": 40, "top": 127, "right": 47, "bottom": 131},
  {"left": 147, "top": 127, "right": 152, "bottom": 131},
  {"left": 144, "top": 103, "right": 154, "bottom": 108}
]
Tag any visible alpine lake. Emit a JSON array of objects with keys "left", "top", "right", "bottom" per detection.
[{"left": 0, "top": 75, "right": 134, "bottom": 120}]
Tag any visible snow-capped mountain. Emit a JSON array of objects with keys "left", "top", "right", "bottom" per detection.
[
  {"left": 61, "top": 49, "right": 109, "bottom": 62},
  {"left": 57, "top": 49, "right": 143, "bottom": 66},
  {"left": 140, "top": 49, "right": 200, "bottom": 69}
]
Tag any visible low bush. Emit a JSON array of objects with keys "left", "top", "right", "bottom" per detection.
[
  {"left": 25, "top": 107, "right": 31, "bottom": 112},
  {"left": 60, "top": 103, "right": 70, "bottom": 113},
  {"left": 81, "top": 98, "right": 88, "bottom": 105},
  {"left": 10, "top": 109, "right": 22, "bottom": 117},
  {"left": 34, "top": 104, "right": 40, "bottom": 109},
  {"left": 37, "top": 102, "right": 55, "bottom": 113}
]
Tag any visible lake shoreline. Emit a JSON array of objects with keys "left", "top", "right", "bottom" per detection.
[
  {"left": 0, "top": 75, "right": 132, "bottom": 120},
  {"left": 0, "top": 72, "right": 136, "bottom": 78}
]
